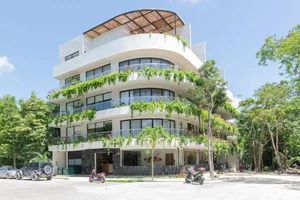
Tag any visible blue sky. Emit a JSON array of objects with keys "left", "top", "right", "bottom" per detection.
[{"left": 0, "top": 0, "right": 299, "bottom": 100}]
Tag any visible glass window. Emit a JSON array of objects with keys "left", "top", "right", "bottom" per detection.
[
  {"left": 86, "top": 70, "right": 94, "bottom": 79},
  {"left": 123, "top": 151, "right": 141, "bottom": 166},
  {"left": 74, "top": 126, "right": 81, "bottom": 136},
  {"left": 96, "top": 122, "right": 104, "bottom": 133},
  {"left": 103, "top": 93, "right": 112, "bottom": 101},
  {"left": 103, "top": 121, "right": 112, "bottom": 132},
  {"left": 129, "top": 59, "right": 139, "bottom": 65},
  {"left": 132, "top": 90, "right": 140, "bottom": 97},
  {"left": 140, "top": 89, "right": 151, "bottom": 96},
  {"left": 153, "top": 119, "right": 163, "bottom": 127},
  {"left": 67, "top": 127, "right": 73, "bottom": 137},
  {"left": 95, "top": 95, "right": 103, "bottom": 103},
  {"left": 73, "top": 100, "right": 81, "bottom": 108},
  {"left": 131, "top": 120, "right": 141, "bottom": 130},
  {"left": 121, "top": 121, "right": 130, "bottom": 137},
  {"left": 87, "top": 124, "right": 96, "bottom": 134},
  {"left": 66, "top": 102, "right": 73, "bottom": 112},
  {"left": 120, "top": 91, "right": 129, "bottom": 105},
  {"left": 119, "top": 61, "right": 128, "bottom": 68},
  {"left": 151, "top": 58, "right": 162, "bottom": 64},
  {"left": 94, "top": 67, "right": 102, "bottom": 75},
  {"left": 170, "top": 121, "right": 175, "bottom": 129},
  {"left": 140, "top": 58, "right": 151, "bottom": 64},
  {"left": 152, "top": 89, "right": 162, "bottom": 96},
  {"left": 163, "top": 90, "right": 170, "bottom": 97},
  {"left": 142, "top": 119, "right": 152, "bottom": 128},
  {"left": 102, "top": 65, "right": 111, "bottom": 73},
  {"left": 87, "top": 97, "right": 95, "bottom": 105},
  {"left": 163, "top": 120, "right": 170, "bottom": 129}
]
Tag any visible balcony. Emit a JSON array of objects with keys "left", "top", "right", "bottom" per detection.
[
  {"left": 119, "top": 63, "right": 174, "bottom": 72},
  {"left": 48, "top": 128, "right": 191, "bottom": 145},
  {"left": 56, "top": 95, "right": 175, "bottom": 116}
]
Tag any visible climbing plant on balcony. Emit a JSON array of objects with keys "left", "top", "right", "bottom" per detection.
[
  {"left": 48, "top": 67, "right": 200, "bottom": 100},
  {"left": 129, "top": 100, "right": 236, "bottom": 135},
  {"left": 52, "top": 109, "right": 96, "bottom": 126}
]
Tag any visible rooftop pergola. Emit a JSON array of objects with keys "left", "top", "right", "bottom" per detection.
[{"left": 83, "top": 9, "right": 185, "bottom": 39}]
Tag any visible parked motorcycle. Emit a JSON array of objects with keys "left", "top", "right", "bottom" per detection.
[
  {"left": 89, "top": 168, "right": 106, "bottom": 183},
  {"left": 185, "top": 167, "right": 205, "bottom": 185}
]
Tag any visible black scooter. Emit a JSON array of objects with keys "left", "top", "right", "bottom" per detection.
[{"left": 185, "top": 167, "right": 205, "bottom": 185}]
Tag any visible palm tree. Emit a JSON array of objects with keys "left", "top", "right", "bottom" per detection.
[{"left": 136, "top": 126, "right": 172, "bottom": 181}]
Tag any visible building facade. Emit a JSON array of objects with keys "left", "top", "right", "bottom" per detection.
[{"left": 48, "top": 9, "right": 236, "bottom": 175}]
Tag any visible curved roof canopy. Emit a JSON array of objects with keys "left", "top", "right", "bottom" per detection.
[{"left": 83, "top": 9, "right": 184, "bottom": 39}]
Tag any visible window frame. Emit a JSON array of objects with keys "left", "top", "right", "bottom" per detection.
[{"left": 86, "top": 64, "right": 111, "bottom": 80}]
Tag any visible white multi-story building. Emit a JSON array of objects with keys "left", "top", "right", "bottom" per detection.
[{"left": 48, "top": 9, "right": 236, "bottom": 175}]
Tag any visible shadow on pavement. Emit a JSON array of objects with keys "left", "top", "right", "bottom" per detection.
[{"left": 220, "top": 176, "right": 300, "bottom": 190}]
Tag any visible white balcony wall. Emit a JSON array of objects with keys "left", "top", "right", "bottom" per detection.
[
  {"left": 54, "top": 33, "right": 203, "bottom": 79},
  {"left": 86, "top": 26, "right": 131, "bottom": 51},
  {"left": 58, "top": 35, "right": 84, "bottom": 63}
]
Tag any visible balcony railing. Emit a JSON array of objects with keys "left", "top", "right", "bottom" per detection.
[
  {"left": 85, "top": 70, "right": 111, "bottom": 81},
  {"left": 50, "top": 63, "right": 177, "bottom": 93},
  {"left": 119, "top": 63, "right": 174, "bottom": 72},
  {"left": 48, "top": 128, "right": 193, "bottom": 145},
  {"left": 56, "top": 96, "right": 175, "bottom": 116}
]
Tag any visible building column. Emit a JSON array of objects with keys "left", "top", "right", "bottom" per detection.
[
  {"left": 65, "top": 151, "right": 68, "bottom": 168},
  {"left": 119, "top": 149, "right": 123, "bottom": 167},
  {"left": 94, "top": 153, "right": 97, "bottom": 172},
  {"left": 196, "top": 150, "right": 200, "bottom": 164}
]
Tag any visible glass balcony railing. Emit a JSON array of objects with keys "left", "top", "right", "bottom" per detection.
[
  {"left": 119, "top": 63, "right": 174, "bottom": 72},
  {"left": 56, "top": 96, "right": 175, "bottom": 116},
  {"left": 48, "top": 128, "right": 193, "bottom": 145},
  {"left": 85, "top": 70, "right": 111, "bottom": 81}
]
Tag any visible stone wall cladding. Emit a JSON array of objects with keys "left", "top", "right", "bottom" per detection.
[{"left": 113, "top": 165, "right": 182, "bottom": 175}]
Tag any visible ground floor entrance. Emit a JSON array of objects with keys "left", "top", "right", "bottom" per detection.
[
  {"left": 52, "top": 148, "right": 238, "bottom": 175},
  {"left": 96, "top": 152, "right": 113, "bottom": 174}
]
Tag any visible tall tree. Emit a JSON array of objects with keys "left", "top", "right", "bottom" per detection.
[
  {"left": 0, "top": 93, "right": 51, "bottom": 167},
  {"left": 189, "top": 60, "right": 227, "bottom": 177},
  {"left": 257, "top": 24, "right": 300, "bottom": 78},
  {"left": 136, "top": 126, "right": 172, "bottom": 181},
  {"left": 19, "top": 92, "right": 51, "bottom": 161},
  {"left": 0, "top": 96, "right": 29, "bottom": 167}
]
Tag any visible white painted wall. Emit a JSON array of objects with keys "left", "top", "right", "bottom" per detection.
[{"left": 54, "top": 34, "right": 203, "bottom": 79}]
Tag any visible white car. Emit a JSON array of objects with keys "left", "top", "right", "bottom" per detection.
[{"left": 0, "top": 166, "right": 17, "bottom": 179}]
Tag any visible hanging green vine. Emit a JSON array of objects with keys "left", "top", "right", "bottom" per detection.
[
  {"left": 130, "top": 100, "right": 236, "bottom": 135},
  {"left": 48, "top": 67, "right": 200, "bottom": 100},
  {"left": 52, "top": 109, "right": 96, "bottom": 126}
]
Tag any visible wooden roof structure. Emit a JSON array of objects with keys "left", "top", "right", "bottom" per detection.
[{"left": 83, "top": 9, "right": 184, "bottom": 39}]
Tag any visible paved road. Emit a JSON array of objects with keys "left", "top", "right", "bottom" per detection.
[{"left": 0, "top": 174, "right": 299, "bottom": 200}]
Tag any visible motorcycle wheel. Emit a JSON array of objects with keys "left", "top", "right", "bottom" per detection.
[
  {"left": 99, "top": 177, "right": 105, "bottom": 183},
  {"left": 199, "top": 178, "right": 204, "bottom": 185},
  {"left": 185, "top": 178, "right": 191, "bottom": 183},
  {"left": 89, "top": 176, "right": 94, "bottom": 182}
]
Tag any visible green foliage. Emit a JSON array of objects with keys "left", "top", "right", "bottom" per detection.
[
  {"left": 130, "top": 100, "right": 236, "bottom": 135},
  {"left": 257, "top": 24, "right": 300, "bottom": 77},
  {"left": 52, "top": 109, "right": 96, "bottom": 125},
  {"left": 48, "top": 67, "right": 199, "bottom": 100},
  {"left": 0, "top": 93, "right": 51, "bottom": 167},
  {"left": 238, "top": 81, "right": 299, "bottom": 170}
]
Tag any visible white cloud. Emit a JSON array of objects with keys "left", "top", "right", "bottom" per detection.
[
  {"left": 0, "top": 56, "right": 15, "bottom": 75},
  {"left": 175, "top": 0, "right": 204, "bottom": 5}
]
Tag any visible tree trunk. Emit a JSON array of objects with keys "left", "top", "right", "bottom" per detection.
[
  {"left": 207, "top": 109, "right": 214, "bottom": 178},
  {"left": 151, "top": 149, "right": 154, "bottom": 181},
  {"left": 267, "top": 124, "right": 283, "bottom": 170},
  {"left": 13, "top": 157, "right": 16, "bottom": 168},
  {"left": 257, "top": 143, "right": 263, "bottom": 172},
  {"left": 253, "top": 140, "right": 263, "bottom": 172}
]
